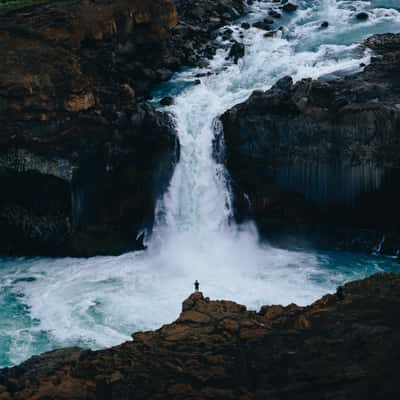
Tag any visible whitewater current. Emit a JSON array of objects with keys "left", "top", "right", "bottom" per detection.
[{"left": 1, "top": 0, "right": 400, "bottom": 368}]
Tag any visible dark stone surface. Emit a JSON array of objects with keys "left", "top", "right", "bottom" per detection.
[
  {"left": 356, "top": 12, "right": 369, "bottom": 21},
  {"left": 1, "top": 273, "right": 400, "bottom": 399},
  {"left": 282, "top": 2, "right": 298, "bottom": 13},
  {"left": 228, "top": 41, "right": 245, "bottom": 63},
  {"left": 0, "top": 104, "right": 179, "bottom": 256},
  {"left": 221, "top": 33, "right": 400, "bottom": 255}
]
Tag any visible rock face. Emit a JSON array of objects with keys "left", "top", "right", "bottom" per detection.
[
  {"left": 221, "top": 33, "right": 400, "bottom": 255},
  {"left": 0, "top": 0, "right": 182, "bottom": 256},
  {"left": 1, "top": 273, "right": 400, "bottom": 399},
  {"left": 0, "top": 102, "right": 179, "bottom": 256},
  {"left": 0, "top": 0, "right": 247, "bottom": 256}
]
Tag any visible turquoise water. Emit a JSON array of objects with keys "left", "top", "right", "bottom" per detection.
[
  {"left": 1, "top": 0, "right": 400, "bottom": 369},
  {"left": 0, "top": 251, "right": 399, "bottom": 368}
]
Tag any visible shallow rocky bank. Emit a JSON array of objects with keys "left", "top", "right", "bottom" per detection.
[
  {"left": 1, "top": 272, "right": 400, "bottom": 399},
  {"left": 0, "top": 0, "right": 247, "bottom": 256},
  {"left": 221, "top": 33, "right": 400, "bottom": 255}
]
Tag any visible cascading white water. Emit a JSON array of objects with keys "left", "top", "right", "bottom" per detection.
[{"left": 1, "top": 0, "right": 400, "bottom": 368}]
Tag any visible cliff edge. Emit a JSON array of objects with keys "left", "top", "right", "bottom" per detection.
[
  {"left": 221, "top": 33, "right": 400, "bottom": 255},
  {"left": 1, "top": 273, "right": 400, "bottom": 399}
]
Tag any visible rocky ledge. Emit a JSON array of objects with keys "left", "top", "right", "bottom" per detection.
[
  {"left": 221, "top": 33, "right": 400, "bottom": 255},
  {"left": 0, "top": 0, "right": 247, "bottom": 256},
  {"left": 1, "top": 273, "right": 400, "bottom": 399}
]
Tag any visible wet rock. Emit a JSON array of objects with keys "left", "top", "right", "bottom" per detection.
[
  {"left": 264, "top": 30, "right": 278, "bottom": 38},
  {"left": 282, "top": 2, "right": 298, "bottom": 12},
  {"left": 269, "top": 10, "right": 282, "bottom": 19},
  {"left": 320, "top": 21, "right": 329, "bottom": 29},
  {"left": 160, "top": 96, "right": 174, "bottom": 106},
  {"left": 2, "top": 273, "right": 400, "bottom": 399},
  {"left": 221, "top": 27, "right": 234, "bottom": 40},
  {"left": 253, "top": 18, "right": 274, "bottom": 31},
  {"left": 228, "top": 41, "right": 245, "bottom": 63},
  {"left": 172, "top": 0, "right": 247, "bottom": 67},
  {"left": 356, "top": 12, "right": 369, "bottom": 21}
]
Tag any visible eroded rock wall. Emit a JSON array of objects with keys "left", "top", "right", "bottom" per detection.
[
  {"left": 221, "top": 33, "right": 400, "bottom": 254},
  {"left": 0, "top": 0, "right": 181, "bottom": 256},
  {"left": 0, "top": 0, "right": 248, "bottom": 256}
]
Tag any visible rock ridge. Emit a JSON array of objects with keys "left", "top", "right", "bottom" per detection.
[{"left": 1, "top": 273, "right": 400, "bottom": 399}]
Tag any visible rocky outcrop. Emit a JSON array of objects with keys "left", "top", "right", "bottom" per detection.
[
  {"left": 0, "top": 0, "right": 248, "bottom": 256},
  {"left": 221, "top": 33, "right": 400, "bottom": 255},
  {"left": 1, "top": 273, "right": 400, "bottom": 399},
  {"left": 0, "top": 103, "right": 179, "bottom": 256},
  {"left": 172, "top": 0, "right": 246, "bottom": 65},
  {"left": 0, "top": 0, "right": 182, "bottom": 256}
]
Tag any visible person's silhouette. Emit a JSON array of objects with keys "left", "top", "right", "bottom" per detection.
[{"left": 194, "top": 280, "right": 200, "bottom": 291}]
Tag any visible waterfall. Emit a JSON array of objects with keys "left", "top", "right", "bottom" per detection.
[
  {"left": 153, "top": 0, "right": 377, "bottom": 240},
  {"left": 1, "top": 0, "right": 400, "bottom": 368}
]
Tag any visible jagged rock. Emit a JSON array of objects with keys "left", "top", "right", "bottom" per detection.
[
  {"left": 221, "top": 33, "right": 400, "bottom": 255},
  {"left": 1, "top": 273, "right": 400, "bottom": 399},
  {"left": 228, "top": 41, "right": 245, "bottom": 63}
]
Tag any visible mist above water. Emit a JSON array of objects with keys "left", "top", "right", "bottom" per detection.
[{"left": 1, "top": 0, "right": 400, "bottom": 368}]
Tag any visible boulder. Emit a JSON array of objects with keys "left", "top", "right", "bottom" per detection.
[
  {"left": 282, "top": 2, "right": 298, "bottom": 12},
  {"left": 269, "top": 10, "right": 282, "bottom": 19},
  {"left": 253, "top": 18, "right": 274, "bottom": 31},
  {"left": 356, "top": 12, "right": 369, "bottom": 21},
  {"left": 228, "top": 41, "right": 245, "bottom": 63},
  {"left": 160, "top": 96, "right": 174, "bottom": 106}
]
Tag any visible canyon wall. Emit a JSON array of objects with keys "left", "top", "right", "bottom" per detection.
[
  {"left": 221, "top": 34, "right": 400, "bottom": 254},
  {"left": 0, "top": 0, "right": 182, "bottom": 256},
  {"left": 0, "top": 0, "right": 248, "bottom": 256}
]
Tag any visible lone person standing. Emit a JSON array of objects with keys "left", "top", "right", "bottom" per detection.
[{"left": 194, "top": 280, "right": 200, "bottom": 292}]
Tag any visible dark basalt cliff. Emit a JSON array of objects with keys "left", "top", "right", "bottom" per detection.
[
  {"left": 221, "top": 33, "right": 400, "bottom": 255},
  {"left": 1, "top": 273, "right": 400, "bottom": 399},
  {"left": 0, "top": 0, "right": 246, "bottom": 256},
  {"left": 0, "top": 0, "right": 181, "bottom": 256}
]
